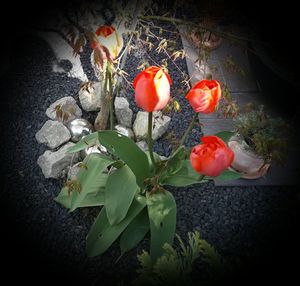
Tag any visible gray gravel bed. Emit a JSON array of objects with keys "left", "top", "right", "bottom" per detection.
[{"left": 0, "top": 20, "right": 299, "bottom": 286}]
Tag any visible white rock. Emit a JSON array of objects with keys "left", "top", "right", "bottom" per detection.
[
  {"left": 133, "top": 111, "right": 171, "bottom": 141},
  {"left": 90, "top": 50, "right": 102, "bottom": 79},
  {"left": 35, "top": 120, "right": 71, "bottom": 149},
  {"left": 46, "top": 96, "right": 82, "bottom": 123},
  {"left": 153, "top": 112, "right": 171, "bottom": 140},
  {"left": 79, "top": 82, "right": 103, "bottom": 112},
  {"left": 114, "top": 97, "right": 133, "bottom": 128},
  {"left": 133, "top": 112, "right": 148, "bottom": 140},
  {"left": 37, "top": 31, "right": 88, "bottom": 82},
  {"left": 37, "top": 142, "right": 80, "bottom": 179},
  {"left": 114, "top": 124, "right": 135, "bottom": 140},
  {"left": 136, "top": 140, "right": 148, "bottom": 152}
]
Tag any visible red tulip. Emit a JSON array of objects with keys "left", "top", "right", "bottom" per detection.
[
  {"left": 133, "top": 66, "right": 172, "bottom": 112},
  {"left": 186, "top": 79, "right": 221, "bottom": 113},
  {"left": 190, "top": 136, "right": 234, "bottom": 177},
  {"left": 92, "top": 25, "right": 123, "bottom": 59},
  {"left": 96, "top": 26, "right": 116, "bottom": 37}
]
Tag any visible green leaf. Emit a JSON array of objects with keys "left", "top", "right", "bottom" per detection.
[
  {"left": 98, "top": 131, "right": 150, "bottom": 187},
  {"left": 161, "top": 160, "right": 206, "bottom": 187},
  {"left": 86, "top": 195, "right": 146, "bottom": 257},
  {"left": 208, "top": 169, "right": 241, "bottom": 181},
  {"left": 145, "top": 151, "right": 164, "bottom": 171},
  {"left": 119, "top": 209, "right": 149, "bottom": 256},
  {"left": 55, "top": 188, "right": 105, "bottom": 209},
  {"left": 165, "top": 147, "right": 185, "bottom": 175},
  {"left": 67, "top": 132, "right": 98, "bottom": 153},
  {"left": 147, "top": 191, "right": 176, "bottom": 262},
  {"left": 79, "top": 190, "right": 105, "bottom": 207},
  {"left": 105, "top": 165, "right": 139, "bottom": 225},
  {"left": 214, "top": 131, "right": 234, "bottom": 144},
  {"left": 69, "top": 153, "right": 112, "bottom": 212}
]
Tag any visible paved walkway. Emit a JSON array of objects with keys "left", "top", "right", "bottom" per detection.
[{"left": 179, "top": 26, "right": 299, "bottom": 186}]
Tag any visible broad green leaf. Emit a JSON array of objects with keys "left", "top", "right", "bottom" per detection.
[
  {"left": 105, "top": 165, "right": 139, "bottom": 225},
  {"left": 161, "top": 160, "right": 206, "bottom": 187},
  {"left": 207, "top": 169, "right": 241, "bottom": 181},
  {"left": 69, "top": 153, "right": 112, "bottom": 212},
  {"left": 147, "top": 191, "right": 176, "bottom": 262},
  {"left": 98, "top": 131, "right": 150, "bottom": 187},
  {"left": 145, "top": 151, "right": 164, "bottom": 171},
  {"left": 67, "top": 132, "right": 98, "bottom": 153},
  {"left": 86, "top": 195, "right": 146, "bottom": 257},
  {"left": 79, "top": 190, "right": 105, "bottom": 207},
  {"left": 214, "top": 131, "right": 234, "bottom": 144},
  {"left": 119, "top": 208, "right": 149, "bottom": 256},
  {"left": 55, "top": 188, "right": 105, "bottom": 209}
]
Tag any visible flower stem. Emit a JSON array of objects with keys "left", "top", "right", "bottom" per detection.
[
  {"left": 178, "top": 112, "right": 198, "bottom": 149},
  {"left": 148, "top": 112, "right": 156, "bottom": 172},
  {"left": 107, "top": 61, "right": 114, "bottom": 130}
]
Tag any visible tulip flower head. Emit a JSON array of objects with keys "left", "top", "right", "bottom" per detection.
[
  {"left": 190, "top": 136, "right": 234, "bottom": 177},
  {"left": 186, "top": 79, "right": 221, "bottom": 113},
  {"left": 94, "top": 25, "right": 123, "bottom": 59},
  {"left": 133, "top": 66, "right": 172, "bottom": 112}
]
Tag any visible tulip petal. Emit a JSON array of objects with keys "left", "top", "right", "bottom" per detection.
[
  {"left": 201, "top": 136, "right": 227, "bottom": 148},
  {"left": 190, "top": 135, "right": 234, "bottom": 177},
  {"left": 134, "top": 74, "right": 159, "bottom": 112},
  {"left": 133, "top": 66, "right": 171, "bottom": 112},
  {"left": 186, "top": 89, "right": 213, "bottom": 113},
  {"left": 186, "top": 79, "right": 221, "bottom": 114}
]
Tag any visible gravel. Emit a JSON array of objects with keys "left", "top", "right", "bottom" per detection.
[{"left": 1, "top": 16, "right": 299, "bottom": 286}]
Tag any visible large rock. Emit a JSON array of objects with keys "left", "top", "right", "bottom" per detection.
[
  {"left": 37, "top": 31, "right": 88, "bottom": 82},
  {"left": 37, "top": 142, "right": 80, "bottom": 179},
  {"left": 133, "top": 111, "right": 171, "bottom": 141},
  {"left": 79, "top": 82, "right": 102, "bottom": 112},
  {"left": 35, "top": 120, "right": 71, "bottom": 149},
  {"left": 114, "top": 124, "right": 135, "bottom": 140},
  {"left": 114, "top": 97, "right": 133, "bottom": 128},
  {"left": 46, "top": 96, "right": 82, "bottom": 123}
]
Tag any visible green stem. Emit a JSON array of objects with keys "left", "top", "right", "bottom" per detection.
[
  {"left": 178, "top": 112, "right": 198, "bottom": 149},
  {"left": 107, "top": 61, "right": 114, "bottom": 130},
  {"left": 148, "top": 112, "right": 156, "bottom": 172}
]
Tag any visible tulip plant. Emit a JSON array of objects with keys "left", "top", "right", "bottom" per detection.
[
  {"left": 92, "top": 25, "right": 124, "bottom": 131},
  {"left": 55, "top": 25, "right": 240, "bottom": 263}
]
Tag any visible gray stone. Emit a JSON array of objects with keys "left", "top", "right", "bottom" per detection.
[
  {"left": 35, "top": 120, "right": 71, "bottom": 149},
  {"left": 114, "top": 97, "right": 133, "bottom": 128},
  {"left": 37, "top": 142, "right": 80, "bottom": 179},
  {"left": 114, "top": 124, "right": 135, "bottom": 140},
  {"left": 136, "top": 140, "right": 148, "bottom": 152},
  {"left": 37, "top": 32, "right": 88, "bottom": 82},
  {"left": 80, "top": 145, "right": 106, "bottom": 160},
  {"left": 79, "top": 82, "right": 102, "bottom": 112},
  {"left": 46, "top": 96, "right": 82, "bottom": 123},
  {"left": 153, "top": 112, "right": 171, "bottom": 140},
  {"left": 67, "top": 118, "right": 94, "bottom": 142},
  {"left": 133, "top": 111, "right": 171, "bottom": 141},
  {"left": 133, "top": 112, "right": 148, "bottom": 140}
]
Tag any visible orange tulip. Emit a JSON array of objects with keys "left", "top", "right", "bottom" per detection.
[
  {"left": 186, "top": 79, "right": 221, "bottom": 113},
  {"left": 190, "top": 136, "right": 234, "bottom": 177},
  {"left": 92, "top": 25, "right": 123, "bottom": 59},
  {"left": 133, "top": 66, "right": 172, "bottom": 112}
]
